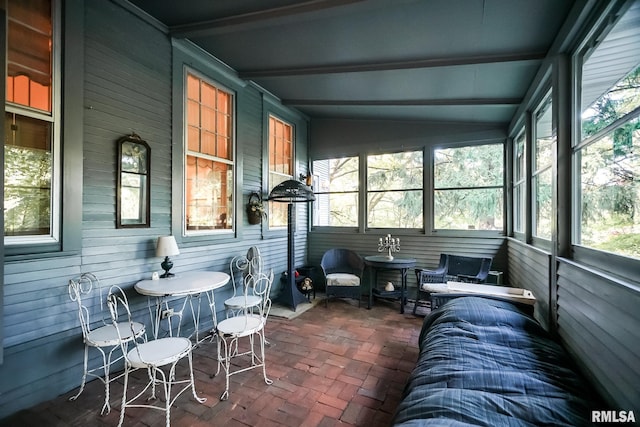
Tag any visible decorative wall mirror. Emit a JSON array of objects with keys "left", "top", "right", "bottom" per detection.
[{"left": 116, "top": 133, "right": 150, "bottom": 228}]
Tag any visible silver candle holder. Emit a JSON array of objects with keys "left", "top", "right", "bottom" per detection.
[{"left": 378, "top": 233, "right": 400, "bottom": 260}]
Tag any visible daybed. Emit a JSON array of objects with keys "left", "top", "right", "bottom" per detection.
[{"left": 393, "top": 296, "right": 601, "bottom": 426}]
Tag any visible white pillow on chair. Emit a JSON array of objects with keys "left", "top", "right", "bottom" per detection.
[
  {"left": 326, "top": 273, "right": 360, "bottom": 287},
  {"left": 420, "top": 282, "right": 448, "bottom": 293}
]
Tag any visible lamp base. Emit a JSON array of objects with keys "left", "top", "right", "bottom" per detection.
[{"left": 160, "top": 256, "right": 174, "bottom": 278}]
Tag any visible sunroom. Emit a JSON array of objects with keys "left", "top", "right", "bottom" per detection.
[{"left": 1, "top": 0, "right": 638, "bottom": 424}]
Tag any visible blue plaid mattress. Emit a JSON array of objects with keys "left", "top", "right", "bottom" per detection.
[{"left": 393, "top": 297, "right": 600, "bottom": 426}]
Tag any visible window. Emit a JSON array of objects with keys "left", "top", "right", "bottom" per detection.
[
  {"left": 367, "top": 151, "right": 423, "bottom": 229},
  {"left": 532, "top": 94, "right": 554, "bottom": 240},
  {"left": 312, "top": 156, "right": 359, "bottom": 227},
  {"left": 576, "top": 3, "right": 640, "bottom": 260},
  {"left": 184, "top": 71, "right": 234, "bottom": 233},
  {"left": 268, "top": 115, "right": 293, "bottom": 228},
  {"left": 434, "top": 144, "right": 503, "bottom": 230},
  {"left": 4, "top": 0, "right": 58, "bottom": 242},
  {"left": 513, "top": 131, "right": 526, "bottom": 233}
]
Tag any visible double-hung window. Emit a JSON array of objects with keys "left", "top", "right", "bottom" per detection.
[
  {"left": 185, "top": 71, "right": 234, "bottom": 233},
  {"left": 434, "top": 144, "right": 503, "bottom": 231},
  {"left": 575, "top": 3, "right": 640, "bottom": 260},
  {"left": 367, "top": 151, "right": 423, "bottom": 229},
  {"left": 268, "top": 115, "right": 293, "bottom": 229},
  {"left": 532, "top": 93, "right": 554, "bottom": 240},
  {"left": 513, "top": 131, "right": 526, "bottom": 234},
  {"left": 4, "top": 0, "right": 59, "bottom": 243}
]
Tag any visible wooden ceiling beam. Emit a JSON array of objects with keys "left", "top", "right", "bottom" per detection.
[
  {"left": 238, "top": 52, "right": 546, "bottom": 78},
  {"left": 169, "top": 0, "right": 365, "bottom": 38},
  {"left": 282, "top": 98, "right": 523, "bottom": 107}
]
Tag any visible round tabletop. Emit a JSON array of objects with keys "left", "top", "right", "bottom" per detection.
[
  {"left": 364, "top": 255, "right": 416, "bottom": 269},
  {"left": 135, "top": 270, "right": 230, "bottom": 297}
]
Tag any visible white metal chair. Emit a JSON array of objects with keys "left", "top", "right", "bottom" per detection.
[
  {"left": 224, "top": 246, "right": 264, "bottom": 317},
  {"left": 107, "top": 285, "right": 206, "bottom": 427},
  {"left": 214, "top": 269, "right": 274, "bottom": 400},
  {"left": 67, "top": 273, "right": 145, "bottom": 415}
]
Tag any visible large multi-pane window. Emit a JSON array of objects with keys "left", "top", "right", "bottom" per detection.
[
  {"left": 367, "top": 151, "right": 423, "bottom": 228},
  {"left": 533, "top": 94, "right": 554, "bottom": 240},
  {"left": 4, "top": 0, "right": 57, "bottom": 241},
  {"left": 268, "top": 115, "right": 293, "bottom": 228},
  {"left": 513, "top": 131, "right": 526, "bottom": 233},
  {"left": 434, "top": 144, "right": 503, "bottom": 230},
  {"left": 312, "top": 157, "right": 359, "bottom": 227},
  {"left": 185, "top": 71, "right": 234, "bottom": 232},
  {"left": 576, "top": 3, "right": 640, "bottom": 260}
]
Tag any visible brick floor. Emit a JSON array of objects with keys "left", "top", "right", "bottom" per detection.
[{"left": 1, "top": 299, "right": 424, "bottom": 427}]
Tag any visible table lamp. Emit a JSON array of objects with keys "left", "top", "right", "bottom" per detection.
[{"left": 156, "top": 235, "right": 180, "bottom": 278}]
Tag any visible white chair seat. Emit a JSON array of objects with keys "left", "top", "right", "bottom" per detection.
[
  {"left": 326, "top": 273, "right": 360, "bottom": 287},
  {"left": 126, "top": 337, "right": 191, "bottom": 369},
  {"left": 87, "top": 322, "right": 145, "bottom": 347},
  {"left": 217, "top": 315, "right": 263, "bottom": 337},
  {"left": 420, "top": 282, "right": 449, "bottom": 293},
  {"left": 224, "top": 295, "right": 261, "bottom": 310}
]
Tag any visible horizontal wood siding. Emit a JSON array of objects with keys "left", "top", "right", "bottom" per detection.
[
  {"left": 308, "top": 231, "right": 506, "bottom": 293},
  {"left": 0, "top": 1, "right": 307, "bottom": 419},
  {"left": 557, "top": 260, "right": 640, "bottom": 411},
  {"left": 507, "top": 239, "right": 551, "bottom": 329}
]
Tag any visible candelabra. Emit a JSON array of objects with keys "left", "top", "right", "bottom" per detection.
[{"left": 378, "top": 233, "right": 400, "bottom": 260}]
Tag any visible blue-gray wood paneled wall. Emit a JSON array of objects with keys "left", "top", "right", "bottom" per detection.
[
  {"left": 507, "top": 239, "right": 640, "bottom": 412},
  {"left": 0, "top": 0, "right": 307, "bottom": 419}
]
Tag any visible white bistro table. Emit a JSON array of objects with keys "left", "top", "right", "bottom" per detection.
[{"left": 135, "top": 271, "right": 230, "bottom": 343}]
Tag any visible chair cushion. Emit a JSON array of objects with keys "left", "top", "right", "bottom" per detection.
[
  {"left": 420, "top": 282, "right": 449, "bottom": 293},
  {"left": 326, "top": 273, "right": 360, "bottom": 287}
]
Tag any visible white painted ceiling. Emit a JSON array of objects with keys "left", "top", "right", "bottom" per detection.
[{"left": 128, "top": 0, "right": 576, "bottom": 126}]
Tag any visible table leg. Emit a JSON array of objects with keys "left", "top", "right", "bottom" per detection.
[
  {"left": 400, "top": 268, "right": 407, "bottom": 314},
  {"left": 368, "top": 267, "right": 377, "bottom": 309}
]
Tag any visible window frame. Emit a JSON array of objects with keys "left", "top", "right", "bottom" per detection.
[
  {"left": 311, "top": 155, "right": 360, "bottom": 230},
  {"left": 3, "top": 0, "right": 82, "bottom": 258},
  {"left": 431, "top": 142, "right": 505, "bottom": 235},
  {"left": 171, "top": 41, "right": 246, "bottom": 245},
  {"left": 260, "top": 97, "right": 308, "bottom": 239},
  {"left": 570, "top": 3, "right": 640, "bottom": 268},
  {"left": 4, "top": 0, "right": 61, "bottom": 247},
  {"left": 512, "top": 130, "right": 527, "bottom": 236},
  {"left": 182, "top": 67, "right": 236, "bottom": 237},
  {"left": 531, "top": 91, "right": 555, "bottom": 247},
  {"left": 267, "top": 113, "right": 294, "bottom": 230},
  {"left": 366, "top": 149, "right": 424, "bottom": 231}
]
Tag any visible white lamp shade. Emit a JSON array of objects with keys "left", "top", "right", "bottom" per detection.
[{"left": 156, "top": 235, "right": 180, "bottom": 257}]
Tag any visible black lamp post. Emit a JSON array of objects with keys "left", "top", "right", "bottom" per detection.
[{"left": 268, "top": 179, "right": 315, "bottom": 311}]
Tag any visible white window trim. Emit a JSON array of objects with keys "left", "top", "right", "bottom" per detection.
[
  {"left": 182, "top": 66, "right": 236, "bottom": 237},
  {"left": 4, "top": 0, "right": 61, "bottom": 246}
]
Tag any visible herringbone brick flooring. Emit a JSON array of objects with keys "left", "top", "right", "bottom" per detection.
[{"left": 2, "top": 299, "right": 424, "bottom": 427}]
